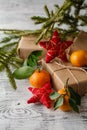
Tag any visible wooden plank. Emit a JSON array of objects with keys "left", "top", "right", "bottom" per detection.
[{"left": 0, "top": 0, "right": 87, "bottom": 130}]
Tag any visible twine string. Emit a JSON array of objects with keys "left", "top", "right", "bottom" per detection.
[{"left": 50, "top": 58, "right": 87, "bottom": 93}]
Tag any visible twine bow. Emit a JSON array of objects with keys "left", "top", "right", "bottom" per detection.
[{"left": 50, "top": 58, "right": 87, "bottom": 94}]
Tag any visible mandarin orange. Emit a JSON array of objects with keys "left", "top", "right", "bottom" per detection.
[
  {"left": 58, "top": 88, "right": 72, "bottom": 112},
  {"left": 29, "top": 69, "right": 50, "bottom": 88},
  {"left": 70, "top": 50, "right": 87, "bottom": 67}
]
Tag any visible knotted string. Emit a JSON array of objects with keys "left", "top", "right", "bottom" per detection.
[{"left": 50, "top": 58, "right": 87, "bottom": 93}]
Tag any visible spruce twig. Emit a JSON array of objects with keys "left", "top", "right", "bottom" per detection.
[
  {"left": 0, "top": 35, "right": 19, "bottom": 43},
  {"left": 0, "top": 48, "right": 23, "bottom": 89},
  {"left": 0, "top": 42, "right": 18, "bottom": 51},
  {"left": 0, "top": 59, "right": 17, "bottom": 89},
  {"left": 5, "top": 64, "right": 17, "bottom": 89},
  {"left": 31, "top": 0, "right": 87, "bottom": 41}
]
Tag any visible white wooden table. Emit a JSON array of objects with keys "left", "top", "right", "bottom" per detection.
[{"left": 0, "top": 0, "right": 87, "bottom": 130}]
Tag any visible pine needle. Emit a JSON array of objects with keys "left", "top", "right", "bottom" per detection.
[{"left": 5, "top": 64, "right": 17, "bottom": 89}]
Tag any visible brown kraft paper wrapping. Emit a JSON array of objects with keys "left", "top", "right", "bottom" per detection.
[
  {"left": 70, "top": 31, "right": 87, "bottom": 53},
  {"left": 17, "top": 36, "right": 47, "bottom": 59},
  {"left": 42, "top": 58, "right": 87, "bottom": 96}
]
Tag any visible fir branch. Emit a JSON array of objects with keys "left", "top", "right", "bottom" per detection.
[
  {"left": 5, "top": 64, "right": 17, "bottom": 89},
  {"left": 0, "top": 51, "right": 18, "bottom": 89},
  {"left": 2, "top": 29, "right": 41, "bottom": 36},
  {"left": 0, "top": 42, "right": 18, "bottom": 51},
  {"left": 0, "top": 49, "right": 17, "bottom": 68},
  {"left": 9, "top": 62, "right": 20, "bottom": 69},
  {"left": 11, "top": 57, "right": 23, "bottom": 64},
  {"left": 35, "top": 28, "right": 48, "bottom": 44},
  {"left": 10, "top": 57, "right": 23, "bottom": 68},
  {"left": 0, "top": 35, "right": 19, "bottom": 44},
  {"left": 0, "top": 59, "right": 16, "bottom": 89},
  {"left": 31, "top": 16, "right": 49, "bottom": 24},
  {"left": 78, "top": 15, "right": 87, "bottom": 24},
  {"left": 44, "top": 5, "right": 50, "bottom": 18},
  {"left": 0, "top": 63, "right": 5, "bottom": 71},
  {"left": 43, "top": 0, "right": 72, "bottom": 28},
  {"left": 54, "top": 4, "right": 60, "bottom": 10},
  {"left": 81, "top": 4, "right": 87, "bottom": 9},
  {"left": 31, "top": 0, "right": 87, "bottom": 43}
]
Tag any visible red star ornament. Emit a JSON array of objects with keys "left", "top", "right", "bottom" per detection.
[
  {"left": 39, "top": 30, "right": 73, "bottom": 63},
  {"left": 27, "top": 82, "right": 53, "bottom": 108}
]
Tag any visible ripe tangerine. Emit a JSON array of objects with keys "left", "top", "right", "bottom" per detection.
[
  {"left": 29, "top": 69, "right": 50, "bottom": 88},
  {"left": 70, "top": 50, "right": 87, "bottom": 67},
  {"left": 58, "top": 88, "right": 72, "bottom": 112}
]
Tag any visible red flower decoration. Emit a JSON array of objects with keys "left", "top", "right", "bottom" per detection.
[
  {"left": 27, "top": 82, "right": 53, "bottom": 108},
  {"left": 39, "top": 30, "right": 73, "bottom": 63}
]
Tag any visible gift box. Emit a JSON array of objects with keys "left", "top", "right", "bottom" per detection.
[
  {"left": 70, "top": 31, "right": 87, "bottom": 53},
  {"left": 42, "top": 58, "right": 87, "bottom": 96},
  {"left": 17, "top": 35, "right": 47, "bottom": 59}
]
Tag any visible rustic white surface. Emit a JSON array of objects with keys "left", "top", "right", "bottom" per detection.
[{"left": 0, "top": 0, "right": 87, "bottom": 130}]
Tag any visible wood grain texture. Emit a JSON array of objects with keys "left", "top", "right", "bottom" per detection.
[
  {"left": 0, "top": 0, "right": 87, "bottom": 130},
  {"left": 0, "top": 0, "right": 64, "bottom": 30}
]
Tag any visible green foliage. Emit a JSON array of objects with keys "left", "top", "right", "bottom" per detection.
[
  {"left": 50, "top": 92, "right": 61, "bottom": 100},
  {"left": 13, "top": 66, "right": 34, "bottom": 79},
  {"left": 49, "top": 79, "right": 81, "bottom": 113},
  {"left": 5, "top": 64, "right": 17, "bottom": 89},
  {"left": 68, "top": 87, "right": 81, "bottom": 105},
  {"left": 54, "top": 96, "right": 64, "bottom": 110},
  {"left": 0, "top": 33, "right": 23, "bottom": 89},
  {"left": 26, "top": 50, "right": 42, "bottom": 67},
  {"left": 13, "top": 50, "right": 42, "bottom": 80},
  {"left": 31, "top": 0, "right": 87, "bottom": 44},
  {"left": 69, "top": 98, "right": 79, "bottom": 113},
  {"left": 68, "top": 86, "right": 81, "bottom": 113}
]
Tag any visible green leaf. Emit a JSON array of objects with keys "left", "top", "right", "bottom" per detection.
[
  {"left": 69, "top": 98, "right": 79, "bottom": 113},
  {"left": 13, "top": 50, "right": 42, "bottom": 80},
  {"left": 75, "top": 93, "right": 81, "bottom": 105},
  {"left": 50, "top": 92, "right": 60, "bottom": 100},
  {"left": 65, "top": 78, "right": 69, "bottom": 87},
  {"left": 27, "top": 50, "right": 42, "bottom": 67},
  {"left": 13, "top": 66, "right": 34, "bottom": 79},
  {"left": 33, "top": 50, "right": 42, "bottom": 57},
  {"left": 54, "top": 96, "right": 64, "bottom": 110},
  {"left": 68, "top": 87, "right": 81, "bottom": 105},
  {"left": 27, "top": 54, "right": 37, "bottom": 67}
]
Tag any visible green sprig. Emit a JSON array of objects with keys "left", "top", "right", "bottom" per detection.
[
  {"left": 5, "top": 64, "right": 17, "bottom": 89},
  {"left": 13, "top": 50, "right": 42, "bottom": 79},
  {"left": 0, "top": 48, "right": 24, "bottom": 89},
  {"left": 49, "top": 79, "right": 81, "bottom": 113},
  {"left": 31, "top": 0, "right": 87, "bottom": 43}
]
